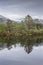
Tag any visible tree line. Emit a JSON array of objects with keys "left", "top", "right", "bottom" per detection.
[{"left": 0, "top": 15, "right": 43, "bottom": 37}]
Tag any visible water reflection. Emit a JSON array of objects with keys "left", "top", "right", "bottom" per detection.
[{"left": 0, "top": 36, "right": 43, "bottom": 54}]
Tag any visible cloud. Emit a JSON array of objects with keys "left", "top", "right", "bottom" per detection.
[{"left": 0, "top": 0, "right": 43, "bottom": 20}]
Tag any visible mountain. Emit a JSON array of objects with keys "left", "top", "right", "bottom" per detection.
[
  {"left": 33, "top": 19, "right": 43, "bottom": 24},
  {"left": 0, "top": 15, "right": 43, "bottom": 24},
  {"left": 0, "top": 15, "right": 13, "bottom": 24}
]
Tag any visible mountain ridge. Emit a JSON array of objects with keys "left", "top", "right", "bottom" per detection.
[{"left": 0, "top": 15, "right": 43, "bottom": 24}]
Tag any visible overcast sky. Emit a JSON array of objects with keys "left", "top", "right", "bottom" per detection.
[{"left": 0, "top": 0, "right": 43, "bottom": 20}]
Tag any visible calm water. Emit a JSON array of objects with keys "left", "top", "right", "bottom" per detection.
[{"left": 0, "top": 36, "right": 43, "bottom": 65}]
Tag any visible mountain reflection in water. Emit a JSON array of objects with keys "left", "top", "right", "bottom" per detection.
[{"left": 0, "top": 36, "right": 43, "bottom": 54}]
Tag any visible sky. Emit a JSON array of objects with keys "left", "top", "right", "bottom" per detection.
[{"left": 0, "top": 0, "right": 43, "bottom": 20}]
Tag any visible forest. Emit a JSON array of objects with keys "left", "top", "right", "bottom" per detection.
[{"left": 0, "top": 15, "right": 43, "bottom": 37}]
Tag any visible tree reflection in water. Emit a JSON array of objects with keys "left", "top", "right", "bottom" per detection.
[{"left": 0, "top": 36, "right": 43, "bottom": 54}]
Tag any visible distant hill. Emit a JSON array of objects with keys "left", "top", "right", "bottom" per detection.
[
  {"left": 0, "top": 15, "right": 43, "bottom": 24},
  {"left": 0, "top": 15, "right": 13, "bottom": 24},
  {"left": 0, "top": 15, "right": 8, "bottom": 23},
  {"left": 33, "top": 19, "right": 43, "bottom": 24}
]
